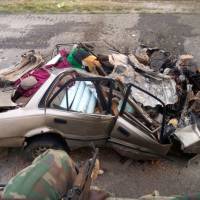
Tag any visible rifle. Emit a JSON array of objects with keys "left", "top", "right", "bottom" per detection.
[{"left": 64, "top": 148, "right": 99, "bottom": 200}]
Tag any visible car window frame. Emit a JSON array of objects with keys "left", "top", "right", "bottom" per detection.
[
  {"left": 46, "top": 76, "right": 115, "bottom": 115},
  {"left": 38, "top": 72, "right": 65, "bottom": 108}
]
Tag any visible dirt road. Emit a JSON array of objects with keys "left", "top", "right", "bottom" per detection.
[{"left": 1, "top": 13, "right": 200, "bottom": 198}]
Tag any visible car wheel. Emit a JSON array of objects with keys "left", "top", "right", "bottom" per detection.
[{"left": 24, "top": 134, "right": 67, "bottom": 161}]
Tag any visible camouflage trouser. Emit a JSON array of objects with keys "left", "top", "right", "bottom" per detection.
[{"left": 2, "top": 149, "right": 77, "bottom": 200}]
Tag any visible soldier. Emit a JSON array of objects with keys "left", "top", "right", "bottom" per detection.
[
  {"left": 2, "top": 149, "right": 77, "bottom": 200},
  {"left": 2, "top": 149, "right": 109, "bottom": 200}
]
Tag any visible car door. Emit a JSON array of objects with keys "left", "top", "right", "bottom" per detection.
[
  {"left": 45, "top": 75, "right": 115, "bottom": 149},
  {"left": 108, "top": 83, "right": 171, "bottom": 159}
]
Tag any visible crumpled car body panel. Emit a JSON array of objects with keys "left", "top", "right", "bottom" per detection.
[
  {"left": 109, "top": 54, "right": 178, "bottom": 107},
  {"left": 0, "top": 90, "right": 16, "bottom": 109},
  {"left": 109, "top": 117, "right": 171, "bottom": 159},
  {"left": 174, "top": 123, "right": 200, "bottom": 153}
]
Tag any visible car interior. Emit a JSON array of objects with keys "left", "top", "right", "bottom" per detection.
[
  {"left": 48, "top": 74, "right": 112, "bottom": 115},
  {"left": 48, "top": 72, "right": 164, "bottom": 142}
]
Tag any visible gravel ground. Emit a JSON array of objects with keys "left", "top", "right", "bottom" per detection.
[{"left": 1, "top": 13, "right": 200, "bottom": 198}]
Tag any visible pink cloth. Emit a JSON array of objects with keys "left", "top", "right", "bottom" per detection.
[
  {"left": 14, "top": 49, "right": 71, "bottom": 97},
  {"left": 45, "top": 49, "right": 71, "bottom": 69},
  {"left": 16, "top": 68, "right": 50, "bottom": 97}
]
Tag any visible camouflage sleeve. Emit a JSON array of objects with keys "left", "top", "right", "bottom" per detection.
[{"left": 2, "top": 149, "right": 77, "bottom": 200}]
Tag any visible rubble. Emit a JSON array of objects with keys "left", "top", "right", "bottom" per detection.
[
  {"left": 0, "top": 50, "right": 44, "bottom": 84},
  {"left": 176, "top": 54, "right": 194, "bottom": 67},
  {"left": 134, "top": 46, "right": 150, "bottom": 65}
]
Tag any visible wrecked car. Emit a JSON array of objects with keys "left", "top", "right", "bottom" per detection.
[{"left": 0, "top": 65, "right": 199, "bottom": 161}]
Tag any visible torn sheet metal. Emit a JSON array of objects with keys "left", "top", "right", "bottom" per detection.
[
  {"left": 174, "top": 123, "right": 200, "bottom": 151},
  {"left": 109, "top": 54, "right": 178, "bottom": 107},
  {"left": 130, "top": 73, "right": 177, "bottom": 107},
  {"left": 0, "top": 90, "right": 16, "bottom": 108},
  {"left": 0, "top": 50, "right": 44, "bottom": 83}
]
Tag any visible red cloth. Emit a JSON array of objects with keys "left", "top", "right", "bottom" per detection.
[
  {"left": 16, "top": 68, "right": 50, "bottom": 97},
  {"left": 45, "top": 49, "right": 71, "bottom": 69},
  {"left": 15, "top": 49, "right": 71, "bottom": 97}
]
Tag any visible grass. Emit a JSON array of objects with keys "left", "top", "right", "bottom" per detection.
[
  {"left": 0, "top": 0, "right": 199, "bottom": 13},
  {"left": 0, "top": 0, "right": 130, "bottom": 13}
]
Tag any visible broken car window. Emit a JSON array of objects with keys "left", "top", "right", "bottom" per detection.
[{"left": 48, "top": 76, "right": 113, "bottom": 115}]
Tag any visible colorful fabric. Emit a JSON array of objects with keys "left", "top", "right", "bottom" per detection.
[
  {"left": 15, "top": 68, "right": 50, "bottom": 97},
  {"left": 82, "top": 55, "right": 101, "bottom": 72},
  {"left": 3, "top": 149, "right": 77, "bottom": 200},
  {"left": 20, "top": 76, "right": 38, "bottom": 90},
  {"left": 67, "top": 47, "right": 90, "bottom": 68},
  {"left": 45, "top": 49, "right": 71, "bottom": 69},
  {"left": 14, "top": 49, "right": 71, "bottom": 98}
]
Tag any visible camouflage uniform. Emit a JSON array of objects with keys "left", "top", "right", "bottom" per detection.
[{"left": 2, "top": 149, "right": 77, "bottom": 200}]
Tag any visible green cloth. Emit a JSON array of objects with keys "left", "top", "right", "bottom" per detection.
[
  {"left": 67, "top": 47, "right": 90, "bottom": 69},
  {"left": 67, "top": 48, "right": 82, "bottom": 68}
]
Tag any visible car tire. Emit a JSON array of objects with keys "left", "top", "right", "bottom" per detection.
[{"left": 24, "top": 134, "right": 67, "bottom": 161}]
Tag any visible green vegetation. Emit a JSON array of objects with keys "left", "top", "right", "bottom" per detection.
[
  {"left": 0, "top": 0, "right": 199, "bottom": 13},
  {"left": 0, "top": 0, "right": 130, "bottom": 13}
]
